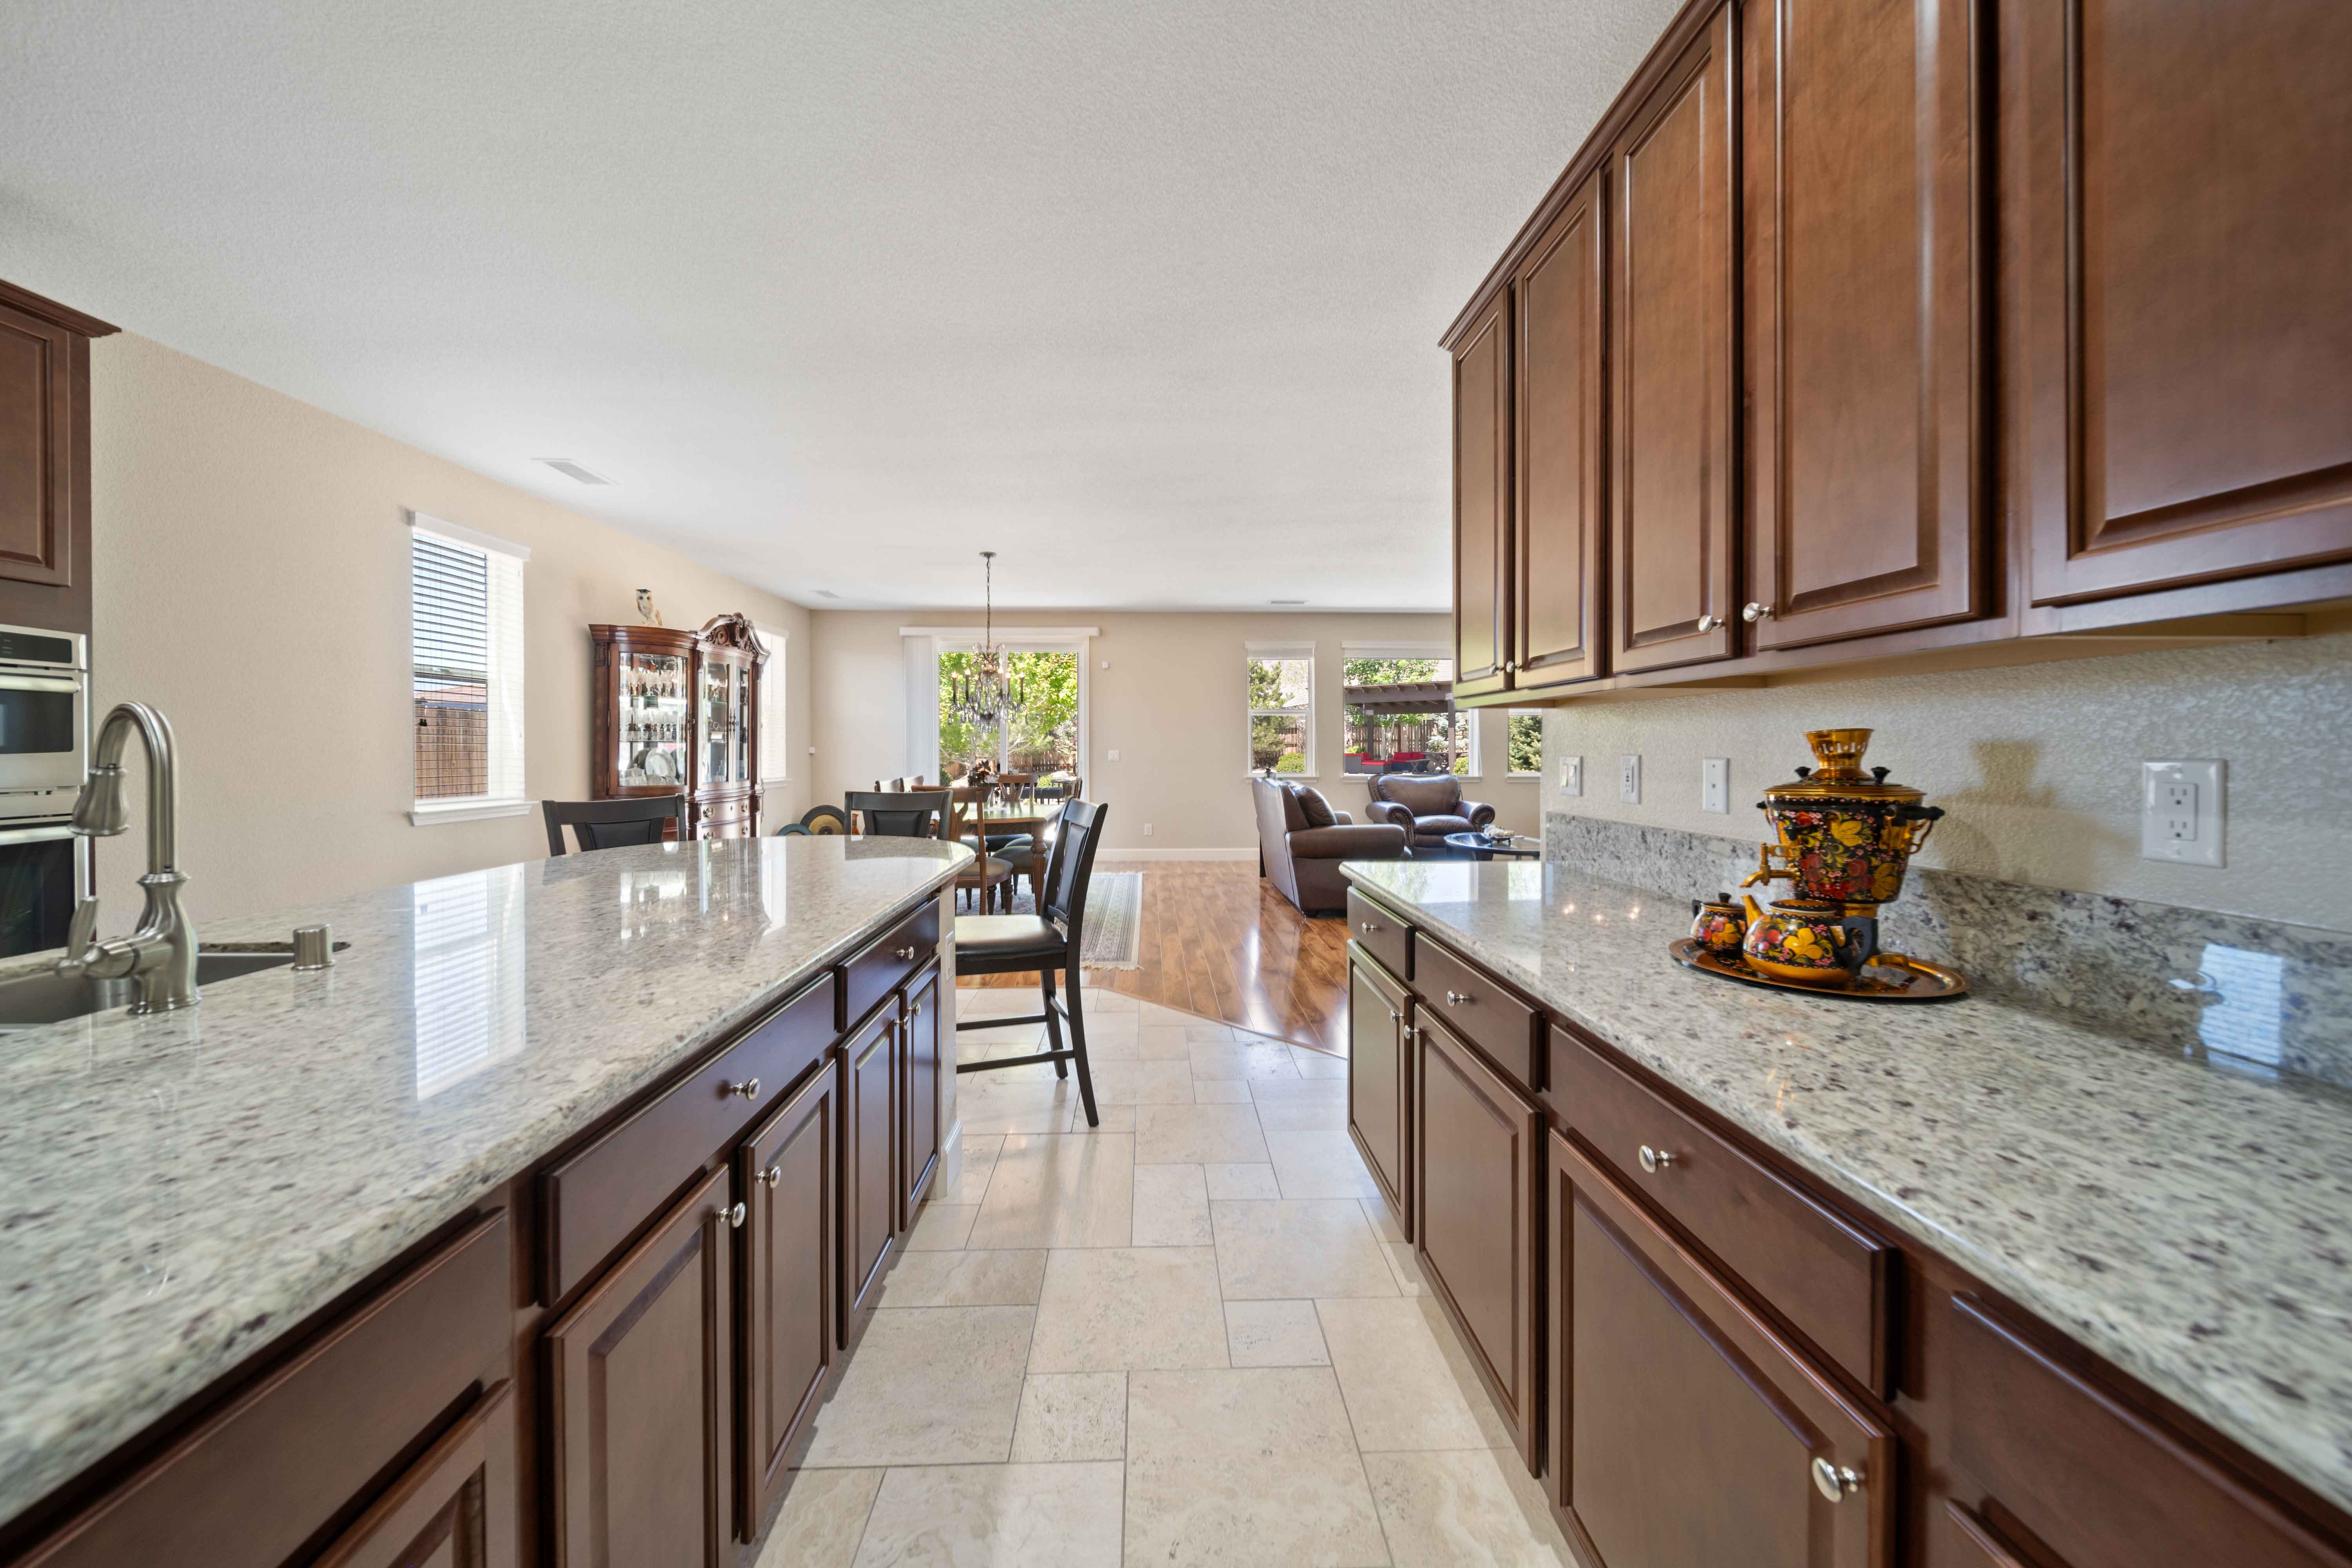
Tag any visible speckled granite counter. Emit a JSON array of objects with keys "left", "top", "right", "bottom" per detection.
[
  {"left": 1343, "top": 858, "right": 2352, "bottom": 1516},
  {"left": 0, "top": 834, "right": 969, "bottom": 1530}
]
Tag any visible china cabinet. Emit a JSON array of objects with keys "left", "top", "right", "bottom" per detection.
[{"left": 590, "top": 613, "right": 766, "bottom": 839}]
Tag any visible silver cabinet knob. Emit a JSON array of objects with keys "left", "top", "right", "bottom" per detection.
[
  {"left": 1811, "top": 1458, "right": 1864, "bottom": 1501},
  {"left": 908, "top": 1000, "right": 922, "bottom": 1018},
  {"left": 724, "top": 1201, "right": 747, "bottom": 1229},
  {"left": 893, "top": 945, "right": 918, "bottom": 960},
  {"left": 1359, "top": 920, "right": 1380, "bottom": 933},
  {"left": 1445, "top": 990, "right": 1470, "bottom": 1007},
  {"left": 726, "top": 1078, "right": 761, "bottom": 1101},
  {"left": 1743, "top": 602, "right": 1775, "bottom": 622},
  {"left": 1504, "top": 659, "right": 1518, "bottom": 673},
  {"left": 1638, "top": 1145, "right": 1676, "bottom": 1173},
  {"left": 759, "top": 1165, "right": 782, "bottom": 1190},
  {"left": 1695, "top": 613, "right": 1721, "bottom": 632}
]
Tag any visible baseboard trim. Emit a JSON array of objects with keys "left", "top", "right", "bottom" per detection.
[{"left": 1099, "top": 846, "right": 1259, "bottom": 862}]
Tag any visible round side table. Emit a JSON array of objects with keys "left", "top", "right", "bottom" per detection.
[{"left": 1441, "top": 831, "right": 1541, "bottom": 861}]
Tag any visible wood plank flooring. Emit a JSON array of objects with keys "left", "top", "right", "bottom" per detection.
[{"left": 957, "top": 859, "right": 1350, "bottom": 1054}]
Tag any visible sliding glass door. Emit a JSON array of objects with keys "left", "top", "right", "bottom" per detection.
[{"left": 935, "top": 645, "right": 1083, "bottom": 780}]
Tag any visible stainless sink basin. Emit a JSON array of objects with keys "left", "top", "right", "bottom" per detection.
[{"left": 0, "top": 940, "right": 348, "bottom": 1029}]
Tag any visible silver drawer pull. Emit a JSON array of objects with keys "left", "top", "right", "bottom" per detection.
[
  {"left": 759, "top": 1165, "right": 782, "bottom": 1190},
  {"left": 1359, "top": 920, "right": 1380, "bottom": 933},
  {"left": 1638, "top": 1144, "right": 1676, "bottom": 1173},
  {"left": 1445, "top": 990, "right": 1470, "bottom": 1007},
  {"left": 1811, "top": 1459, "right": 1864, "bottom": 1501},
  {"left": 724, "top": 1201, "right": 747, "bottom": 1229},
  {"left": 1387, "top": 1008, "right": 1401, "bottom": 1022},
  {"left": 726, "top": 1078, "right": 762, "bottom": 1101},
  {"left": 893, "top": 945, "right": 918, "bottom": 960}
]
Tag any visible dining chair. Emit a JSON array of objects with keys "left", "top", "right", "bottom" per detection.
[
  {"left": 946, "top": 789, "right": 1016, "bottom": 911},
  {"left": 955, "top": 800, "right": 1107, "bottom": 1127},
  {"left": 542, "top": 795, "right": 688, "bottom": 855},
  {"left": 844, "top": 789, "right": 949, "bottom": 838}
]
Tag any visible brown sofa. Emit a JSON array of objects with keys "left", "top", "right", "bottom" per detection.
[
  {"left": 1364, "top": 773, "right": 1496, "bottom": 850},
  {"left": 1252, "top": 777, "right": 1408, "bottom": 914}
]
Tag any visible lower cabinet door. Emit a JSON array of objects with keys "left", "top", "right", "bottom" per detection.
[
  {"left": 737, "top": 1064, "right": 839, "bottom": 1539},
  {"left": 1414, "top": 1013, "right": 1539, "bottom": 1466},
  {"left": 546, "top": 1166, "right": 736, "bottom": 1568},
  {"left": 843, "top": 1009, "right": 900, "bottom": 1339},
  {"left": 1942, "top": 1503, "right": 2032, "bottom": 1567},
  {"left": 313, "top": 1379, "right": 518, "bottom": 1568},
  {"left": 1547, "top": 1131, "right": 1889, "bottom": 1568},
  {"left": 900, "top": 965, "right": 943, "bottom": 1227},
  {"left": 1346, "top": 949, "right": 1412, "bottom": 1237}
]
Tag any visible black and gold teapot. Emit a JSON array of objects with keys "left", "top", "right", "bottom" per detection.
[{"left": 1742, "top": 729, "right": 1942, "bottom": 910}]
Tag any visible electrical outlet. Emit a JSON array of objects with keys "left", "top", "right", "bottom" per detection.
[
  {"left": 1702, "top": 757, "right": 1730, "bottom": 814},
  {"left": 1619, "top": 754, "right": 1641, "bottom": 805},
  {"left": 1107, "top": 748, "right": 1119, "bottom": 762},
  {"left": 2140, "top": 760, "right": 2224, "bottom": 867},
  {"left": 1558, "top": 755, "right": 1583, "bottom": 796}
]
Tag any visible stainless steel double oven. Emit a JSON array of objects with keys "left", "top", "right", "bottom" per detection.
[{"left": 0, "top": 624, "right": 89, "bottom": 959}]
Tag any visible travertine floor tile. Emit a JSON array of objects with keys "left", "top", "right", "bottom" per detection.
[
  {"left": 1318, "top": 1296, "right": 1501, "bottom": 1450},
  {"left": 1190, "top": 1078, "right": 1254, "bottom": 1103},
  {"left": 944, "top": 1134, "right": 1005, "bottom": 1206},
  {"left": 1131, "top": 1164, "right": 1213, "bottom": 1247},
  {"left": 1134, "top": 1024, "right": 1199, "bottom": 1060},
  {"left": 956, "top": 1077, "right": 1082, "bottom": 1136},
  {"left": 1188, "top": 1040, "right": 1299, "bottom": 1080},
  {"left": 1359, "top": 1196, "right": 1405, "bottom": 1242},
  {"left": 1266, "top": 1130, "right": 1383, "bottom": 1200},
  {"left": 1223, "top": 1299, "right": 1330, "bottom": 1367},
  {"left": 1381, "top": 1240, "right": 1428, "bottom": 1296},
  {"left": 1009, "top": 1371, "right": 1129, "bottom": 1462},
  {"left": 1027, "top": 1246, "right": 1229, "bottom": 1373},
  {"left": 1135, "top": 1103, "right": 1270, "bottom": 1165},
  {"left": 1124, "top": 1368, "right": 1387, "bottom": 1567},
  {"left": 904, "top": 1204, "right": 978, "bottom": 1251},
  {"left": 1181, "top": 1022, "right": 1238, "bottom": 1042},
  {"left": 852, "top": 1461, "right": 1125, "bottom": 1566},
  {"left": 1362, "top": 1449, "right": 1570, "bottom": 1566},
  {"left": 1063, "top": 1102, "right": 1137, "bottom": 1134},
  {"left": 802, "top": 1307, "right": 1033, "bottom": 1467},
  {"left": 1203, "top": 1163, "right": 1280, "bottom": 1201},
  {"left": 1247, "top": 1076, "right": 1349, "bottom": 1131},
  {"left": 1087, "top": 1058, "right": 1196, "bottom": 1106},
  {"left": 1211, "top": 1200, "right": 1397, "bottom": 1299},
  {"left": 1290, "top": 1045, "right": 1349, "bottom": 1079},
  {"left": 1078, "top": 987, "right": 1142, "bottom": 1013},
  {"left": 966, "top": 1133, "right": 1135, "bottom": 1249},
  {"left": 759, "top": 1467, "right": 881, "bottom": 1568},
  {"left": 877, "top": 1249, "right": 1047, "bottom": 1308}
]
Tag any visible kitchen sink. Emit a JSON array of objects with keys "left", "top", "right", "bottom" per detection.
[{"left": 0, "top": 940, "right": 349, "bottom": 1029}]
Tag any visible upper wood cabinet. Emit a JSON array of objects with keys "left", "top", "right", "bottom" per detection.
[
  {"left": 1453, "top": 298, "right": 1512, "bottom": 697},
  {"left": 0, "top": 282, "right": 114, "bottom": 637},
  {"left": 2014, "top": 0, "right": 2352, "bottom": 608},
  {"left": 1609, "top": 4, "right": 1739, "bottom": 675},
  {"left": 1741, "top": 0, "right": 1984, "bottom": 648},
  {"left": 1513, "top": 171, "right": 1608, "bottom": 688}
]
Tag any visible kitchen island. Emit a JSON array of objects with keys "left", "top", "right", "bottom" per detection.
[
  {"left": 1343, "top": 857, "right": 2352, "bottom": 1568},
  {"left": 0, "top": 833, "right": 969, "bottom": 1565}
]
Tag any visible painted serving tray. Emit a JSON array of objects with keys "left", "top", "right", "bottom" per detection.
[{"left": 1668, "top": 938, "right": 1969, "bottom": 1003}]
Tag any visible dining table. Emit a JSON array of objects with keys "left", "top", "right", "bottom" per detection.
[{"left": 945, "top": 781, "right": 1068, "bottom": 907}]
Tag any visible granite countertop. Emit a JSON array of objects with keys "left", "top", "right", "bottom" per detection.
[
  {"left": 0, "top": 834, "right": 970, "bottom": 1530},
  {"left": 1343, "top": 858, "right": 2352, "bottom": 1517}
]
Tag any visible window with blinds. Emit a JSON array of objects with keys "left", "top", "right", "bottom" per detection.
[
  {"left": 757, "top": 626, "right": 788, "bottom": 781},
  {"left": 410, "top": 514, "right": 528, "bottom": 816}
]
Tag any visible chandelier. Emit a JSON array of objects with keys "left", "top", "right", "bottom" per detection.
[{"left": 947, "top": 550, "right": 1028, "bottom": 729}]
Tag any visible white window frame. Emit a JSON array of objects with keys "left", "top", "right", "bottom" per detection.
[
  {"left": 1245, "top": 640, "right": 1317, "bottom": 780},
  {"left": 903, "top": 626, "right": 1096, "bottom": 784},
  {"left": 755, "top": 625, "right": 790, "bottom": 784},
  {"left": 1338, "top": 640, "right": 1475, "bottom": 779},
  {"left": 1506, "top": 709, "right": 1544, "bottom": 779},
  {"left": 407, "top": 512, "right": 530, "bottom": 826}
]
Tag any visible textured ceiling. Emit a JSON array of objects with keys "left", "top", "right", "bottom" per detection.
[{"left": 0, "top": 0, "right": 1680, "bottom": 610}]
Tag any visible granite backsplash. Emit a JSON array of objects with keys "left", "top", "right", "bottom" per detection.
[{"left": 1544, "top": 812, "right": 2352, "bottom": 1091}]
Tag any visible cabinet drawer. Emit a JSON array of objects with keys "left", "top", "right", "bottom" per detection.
[
  {"left": 20, "top": 1211, "right": 510, "bottom": 1568},
  {"left": 1415, "top": 936, "right": 1540, "bottom": 1093},
  {"left": 1950, "top": 1295, "right": 2351, "bottom": 1568},
  {"left": 1345, "top": 887, "right": 1413, "bottom": 982},
  {"left": 839, "top": 902, "right": 940, "bottom": 1030},
  {"left": 541, "top": 971, "right": 837, "bottom": 1301},
  {"left": 1546, "top": 1024, "right": 1891, "bottom": 1392}
]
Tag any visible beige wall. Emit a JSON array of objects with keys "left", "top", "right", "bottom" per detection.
[
  {"left": 808, "top": 609, "right": 1543, "bottom": 855},
  {"left": 88, "top": 333, "right": 813, "bottom": 922},
  {"left": 1541, "top": 631, "right": 2352, "bottom": 930}
]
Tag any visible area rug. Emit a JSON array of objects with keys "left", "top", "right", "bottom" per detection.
[{"left": 995, "top": 871, "right": 1145, "bottom": 969}]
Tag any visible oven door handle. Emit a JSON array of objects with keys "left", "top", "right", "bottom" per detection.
[
  {"left": 0, "top": 822, "right": 79, "bottom": 846},
  {"left": 0, "top": 675, "right": 84, "bottom": 695}
]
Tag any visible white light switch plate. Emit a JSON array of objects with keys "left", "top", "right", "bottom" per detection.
[
  {"left": 1619, "top": 754, "right": 1641, "bottom": 805},
  {"left": 1558, "top": 755, "right": 1583, "bottom": 796},
  {"left": 1107, "top": 748, "right": 1120, "bottom": 762},
  {"left": 2141, "top": 759, "right": 2224, "bottom": 867},
  {"left": 1702, "top": 757, "right": 1730, "bottom": 813}
]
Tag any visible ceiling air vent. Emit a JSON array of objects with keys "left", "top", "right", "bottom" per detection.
[
  {"left": 535, "top": 458, "right": 612, "bottom": 485},
  {"left": 1270, "top": 598, "right": 1307, "bottom": 605}
]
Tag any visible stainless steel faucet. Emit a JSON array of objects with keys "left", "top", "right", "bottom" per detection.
[{"left": 58, "top": 702, "right": 198, "bottom": 1014}]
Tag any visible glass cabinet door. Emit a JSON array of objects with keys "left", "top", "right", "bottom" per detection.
[
  {"left": 617, "top": 652, "right": 690, "bottom": 789},
  {"left": 731, "top": 665, "right": 751, "bottom": 783},
  {"left": 702, "top": 661, "right": 740, "bottom": 786}
]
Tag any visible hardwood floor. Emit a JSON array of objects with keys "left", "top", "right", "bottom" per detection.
[{"left": 957, "top": 859, "right": 1351, "bottom": 1055}]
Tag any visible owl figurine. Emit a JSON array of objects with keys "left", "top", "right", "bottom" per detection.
[{"left": 635, "top": 588, "right": 664, "bottom": 627}]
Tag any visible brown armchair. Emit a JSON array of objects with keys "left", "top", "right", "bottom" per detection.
[
  {"left": 1364, "top": 773, "right": 1496, "bottom": 850},
  {"left": 1252, "top": 778, "right": 1407, "bottom": 914}
]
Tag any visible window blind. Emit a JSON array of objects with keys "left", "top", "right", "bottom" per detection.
[{"left": 411, "top": 514, "right": 527, "bottom": 809}]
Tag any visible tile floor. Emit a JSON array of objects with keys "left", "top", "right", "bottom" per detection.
[{"left": 759, "top": 987, "right": 1573, "bottom": 1567}]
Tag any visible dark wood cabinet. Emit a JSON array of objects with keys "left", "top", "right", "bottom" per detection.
[
  {"left": 842, "top": 1007, "right": 900, "bottom": 1339},
  {"left": 0, "top": 282, "right": 113, "bottom": 636},
  {"left": 546, "top": 1167, "right": 735, "bottom": 1568},
  {"left": 589, "top": 613, "right": 768, "bottom": 840},
  {"left": 1513, "top": 169, "right": 1607, "bottom": 689},
  {"left": 1741, "top": 0, "right": 1984, "bottom": 648},
  {"left": 1453, "top": 297, "right": 1512, "bottom": 698},
  {"left": 2013, "top": 0, "right": 2352, "bottom": 610},
  {"left": 1608, "top": 3, "right": 1738, "bottom": 675},
  {"left": 313, "top": 1381, "right": 517, "bottom": 1568},
  {"left": 735, "top": 1064, "right": 838, "bottom": 1539},
  {"left": 1414, "top": 1011, "right": 1540, "bottom": 1467},
  {"left": 1548, "top": 1131, "right": 1890, "bottom": 1568},
  {"left": 1345, "top": 947, "right": 1412, "bottom": 1237},
  {"left": 899, "top": 964, "right": 942, "bottom": 1226}
]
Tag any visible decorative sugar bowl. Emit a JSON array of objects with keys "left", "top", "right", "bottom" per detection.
[
  {"left": 1689, "top": 895, "right": 1748, "bottom": 955},
  {"left": 1739, "top": 895, "right": 1860, "bottom": 985},
  {"left": 1746, "top": 728, "right": 1943, "bottom": 908}
]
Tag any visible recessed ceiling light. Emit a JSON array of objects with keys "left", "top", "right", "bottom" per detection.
[
  {"left": 535, "top": 458, "right": 612, "bottom": 485},
  {"left": 1270, "top": 598, "right": 1306, "bottom": 605}
]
